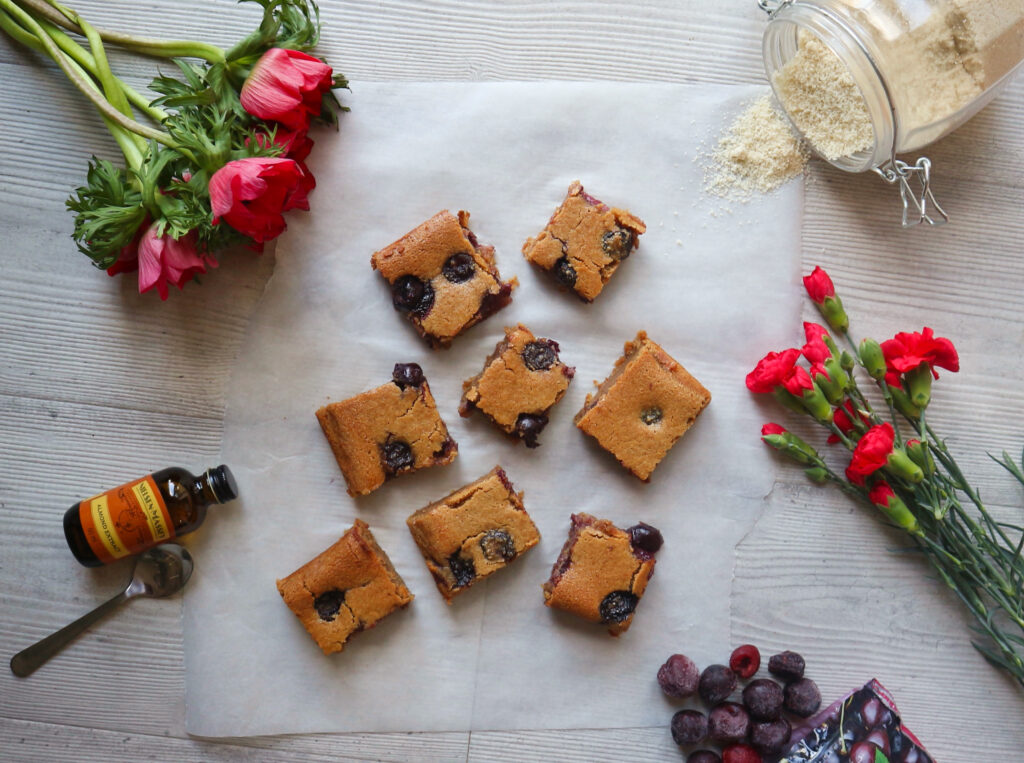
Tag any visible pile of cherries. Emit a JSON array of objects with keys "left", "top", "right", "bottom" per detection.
[{"left": 658, "top": 645, "right": 822, "bottom": 763}]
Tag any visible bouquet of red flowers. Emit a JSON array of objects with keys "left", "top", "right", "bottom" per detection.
[
  {"left": 1, "top": 0, "right": 345, "bottom": 297},
  {"left": 748, "top": 267, "right": 1024, "bottom": 688}
]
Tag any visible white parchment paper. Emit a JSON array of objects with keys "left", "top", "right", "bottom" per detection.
[{"left": 183, "top": 82, "right": 802, "bottom": 736}]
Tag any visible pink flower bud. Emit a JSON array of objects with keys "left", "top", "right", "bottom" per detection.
[{"left": 240, "top": 48, "right": 333, "bottom": 131}]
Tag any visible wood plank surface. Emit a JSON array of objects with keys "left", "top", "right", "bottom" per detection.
[{"left": 2, "top": 0, "right": 1024, "bottom": 760}]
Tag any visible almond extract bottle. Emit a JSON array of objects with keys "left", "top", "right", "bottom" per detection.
[{"left": 63, "top": 465, "right": 238, "bottom": 566}]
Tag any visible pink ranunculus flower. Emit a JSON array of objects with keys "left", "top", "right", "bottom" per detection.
[
  {"left": 209, "top": 157, "right": 311, "bottom": 244},
  {"left": 240, "top": 48, "right": 333, "bottom": 131},
  {"left": 137, "top": 224, "right": 215, "bottom": 300}
]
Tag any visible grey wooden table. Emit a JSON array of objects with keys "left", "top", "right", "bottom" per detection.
[{"left": 2, "top": 1, "right": 1023, "bottom": 760}]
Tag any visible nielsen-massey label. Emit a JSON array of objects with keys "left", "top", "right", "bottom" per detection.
[{"left": 79, "top": 475, "right": 174, "bottom": 563}]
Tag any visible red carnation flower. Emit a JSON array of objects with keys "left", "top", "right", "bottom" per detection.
[
  {"left": 746, "top": 348, "right": 812, "bottom": 395},
  {"left": 828, "top": 400, "right": 869, "bottom": 443},
  {"left": 803, "top": 266, "right": 835, "bottom": 304},
  {"left": 868, "top": 481, "right": 897, "bottom": 507},
  {"left": 761, "top": 423, "right": 787, "bottom": 437},
  {"left": 846, "top": 423, "right": 895, "bottom": 484},
  {"left": 802, "top": 321, "right": 833, "bottom": 365},
  {"left": 881, "top": 327, "right": 959, "bottom": 379}
]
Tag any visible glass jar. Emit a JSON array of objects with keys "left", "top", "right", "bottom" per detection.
[{"left": 759, "top": 0, "right": 1024, "bottom": 224}]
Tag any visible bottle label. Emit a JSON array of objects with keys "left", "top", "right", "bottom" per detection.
[{"left": 78, "top": 475, "right": 175, "bottom": 564}]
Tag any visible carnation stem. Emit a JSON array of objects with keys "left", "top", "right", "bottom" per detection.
[
  {"left": 18, "top": 0, "right": 226, "bottom": 63},
  {"left": 0, "top": 0, "right": 176, "bottom": 152}
]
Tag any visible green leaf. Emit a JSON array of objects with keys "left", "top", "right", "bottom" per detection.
[
  {"left": 874, "top": 750, "right": 890, "bottom": 763},
  {"left": 66, "top": 158, "right": 146, "bottom": 267}
]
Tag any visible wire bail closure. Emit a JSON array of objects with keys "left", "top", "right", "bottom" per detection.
[
  {"left": 872, "top": 157, "right": 949, "bottom": 227},
  {"left": 758, "top": 0, "right": 795, "bottom": 18}
]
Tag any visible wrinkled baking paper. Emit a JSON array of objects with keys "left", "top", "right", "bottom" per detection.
[{"left": 184, "top": 82, "right": 802, "bottom": 736}]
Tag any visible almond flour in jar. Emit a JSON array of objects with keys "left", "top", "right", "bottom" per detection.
[{"left": 760, "top": 0, "right": 1024, "bottom": 224}]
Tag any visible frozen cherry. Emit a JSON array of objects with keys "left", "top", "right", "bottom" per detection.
[
  {"left": 601, "top": 228, "right": 634, "bottom": 260},
  {"left": 708, "top": 702, "right": 750, "bottom": 744},
  {"left": 849, "top": 742, "right": 884, "bottom": 763},
  {"left": 865, "top": 729, "right": 891, "bottom": 756},
  {"left": 392, "top": 362, "right": 424, "bottom": 388},
  {"left": 749, "top": 718, "right": 791, "bottom": 755},
  {"left": 515, "top": 412, "right": 548, "bottom": 448},
  {"left": 742, "top": 678, "right": 783, "bottom": 721},
  {"left": 670, "top": 709, "right": 708, "bottom": 746},
  {"left": 688, "top": 753, "right": 722, "bottom": 763},
  {"left": 554, "top": 256, "right": 577, "bottom": 287},
  {"left": 628, "top": 522, "right": 663, "bottom": 555},
  {"left": 783, "top": 678, "right": 821, "bottom": 718},
  {"left": 699, "top": 664, "right": 737, "bottom": 705},
  {"left": 391, "top": 275, "right": 434, "bottom": 316},
  {"left": 448, "top": 553, "right": 476, "bottom": 588},
  {"left": 730, "top": 644, "right": 761, "bottom": 680},
  {"left": 313, "top": 589, "right": 345, "bottom": 622},
  {"left": 521, "top": 340, "right": 558, "bottom": 371},
  {"left": 598, "top": 590, "right": 638, "bottom": 623},
  {"left": 442, "top": 252, "right": 475, "bottom": 283},
  {"left": 722, "top": 743, "right": 762, "bottom": 763},
  {"left": 657, "top": 654, "right": 700, "bottom": 698},
  {"left": 381, "top": 438, "right": 414, "bottom": 473},
  {"left": 767, "top": 651, "right": 805, "bottom": 681},
  {"left": 479, "top": 529, "right": 516, "bottom": 562}
]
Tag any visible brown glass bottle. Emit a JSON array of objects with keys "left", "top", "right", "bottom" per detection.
[{"left": 63, "top": 465, "right": 238, "bottom": 567}]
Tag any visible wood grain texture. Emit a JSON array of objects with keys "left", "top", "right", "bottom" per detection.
[{"left": 2, "top": 0, "right": 1024, "bottom": 759}]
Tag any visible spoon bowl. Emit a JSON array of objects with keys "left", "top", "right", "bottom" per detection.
[{"left": 10, "top": 543, "right": 194, "bottom": 677}]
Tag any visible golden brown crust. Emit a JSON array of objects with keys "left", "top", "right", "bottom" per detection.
[
  {"left": 574, "top": 332, "right": 711, "bottom": 481},
  {"left": 407, "top": 467, "right": 540, "bottom": 602},
  {"left": 522, "top": 181, "right": 646, "bottom": 302},
  {"left": 371, "top": 210, "right": 516, "bottom": 347},
  {"left": 542, "top": 513, "right": 655, "bottom": 636},
  {"left": 460, "top": 324, "right": 575, "bottom": 443},
  {"left": 316, "top": 376, "right": 457, "bottom": 497},
  {"left": 276, "top": 520, "right": 414, "bottom": 655}
]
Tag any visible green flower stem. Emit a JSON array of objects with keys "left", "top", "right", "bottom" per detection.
[
  {"left": 39, "top": 18, "right": 168, "bottom": 123},
  {"left": 1, "top": 0, "right": 175, "bottom": 152},
  {"left": 0, "top": 6, "right": 43, "bottom": 50},
  {"left": 19, "top": 0, "right": 225, "bottom": 62}
]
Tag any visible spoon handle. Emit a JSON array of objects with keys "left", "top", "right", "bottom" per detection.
[{"left": 10, "top": 591, "right": 129, "bottom": 677}]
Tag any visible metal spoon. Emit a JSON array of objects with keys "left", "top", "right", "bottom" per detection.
[{"left": 10, "top": 543, "right": 194, "bottom": 677}]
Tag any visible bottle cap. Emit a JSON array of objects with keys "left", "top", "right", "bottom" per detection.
[{"left": 207, "top": 465, "right": 239, "bottom": 503}]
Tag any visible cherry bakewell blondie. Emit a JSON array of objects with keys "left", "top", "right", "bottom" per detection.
[
  {"left": 371, "top": 210, "right": 516, "bottom": 348},
  {"left": 407, "top": 467, "right": 540, "bottom": 602},
  {"left": 575, "top": 332, "right": 710, "bottom": 481},
  {"left": 459, "top": 324, "right": 575, "bottom": 448},
  {"left": 521, "top": 181, "right": 646, "bottom": 302},
  {"left": 316, "top": 363, "right": 458, "bottom": 496},
  {"left": 543, "top": 513, "right": 662, "bottom": 636},
  {"left": 276, "top": 519, "right": 414, "bottom": 654}
]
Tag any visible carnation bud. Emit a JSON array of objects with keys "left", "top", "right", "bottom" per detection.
[
  {"left": 824, "top": 358, "right": 849, "bottom": 396},
  {"left": 869, "top": 482, "right": 922, "bottom": 535},
  {"left": 800, "top": 382, "right": 835, "bottom": 423},
  {"left": 885, "top": 447, "right": 925, "bottom": 483},
  {"left": 905, "top": 439, "right": 935, "bottom": 475},
  {"left": 805, "top": 466, "right": 829, "bottom": 484},
  {"left": 761, "top": 426, "right": 821, "bottom": 466},
  {"left": 859, "top": 339, "right": 887, "bottom": 380},
  {"left": 840, "top": 350, "right": 856, "bottom": 372},
  {"left": 819, "top": 295, "right": 849, "bottom": 334},
  {"left": 772, "top": 387, "right": 808, "bottom": 415},
  {"left": 906, "top": 365, "right": 933, "bottom": 408},
  {"left": 890, "top": 387, "right": 921, "bottom": 420}
]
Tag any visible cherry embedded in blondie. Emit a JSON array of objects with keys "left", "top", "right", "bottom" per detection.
[
  {"left": 554, "top": 256, "right": 577, "bottom": 287},
  {"left": 479, "top": 529, "right": 516, "bottom": 562},
  {"left": 448, "top": 553, "right": 476, "bottom": 588},
  {"left": 381, "top": 438, "right": 414, "bottom": 473},
  {"left": 515, "top": 412, "right": 548, "bottom": 447},
  {"left": 598, "top": 590, "right": 638, "bottom": 623},
  {"left": 313, "top": 589, "right": 345, "bottom": 622},
  {"left": 392, "top": 362, "right": 425, "bottom": 389},
  {"left": 521, "top": 340, "right": 558, "bottom": 371},
  {"left": 442, "top": 252, "right": 476, "bottom": 283}
]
